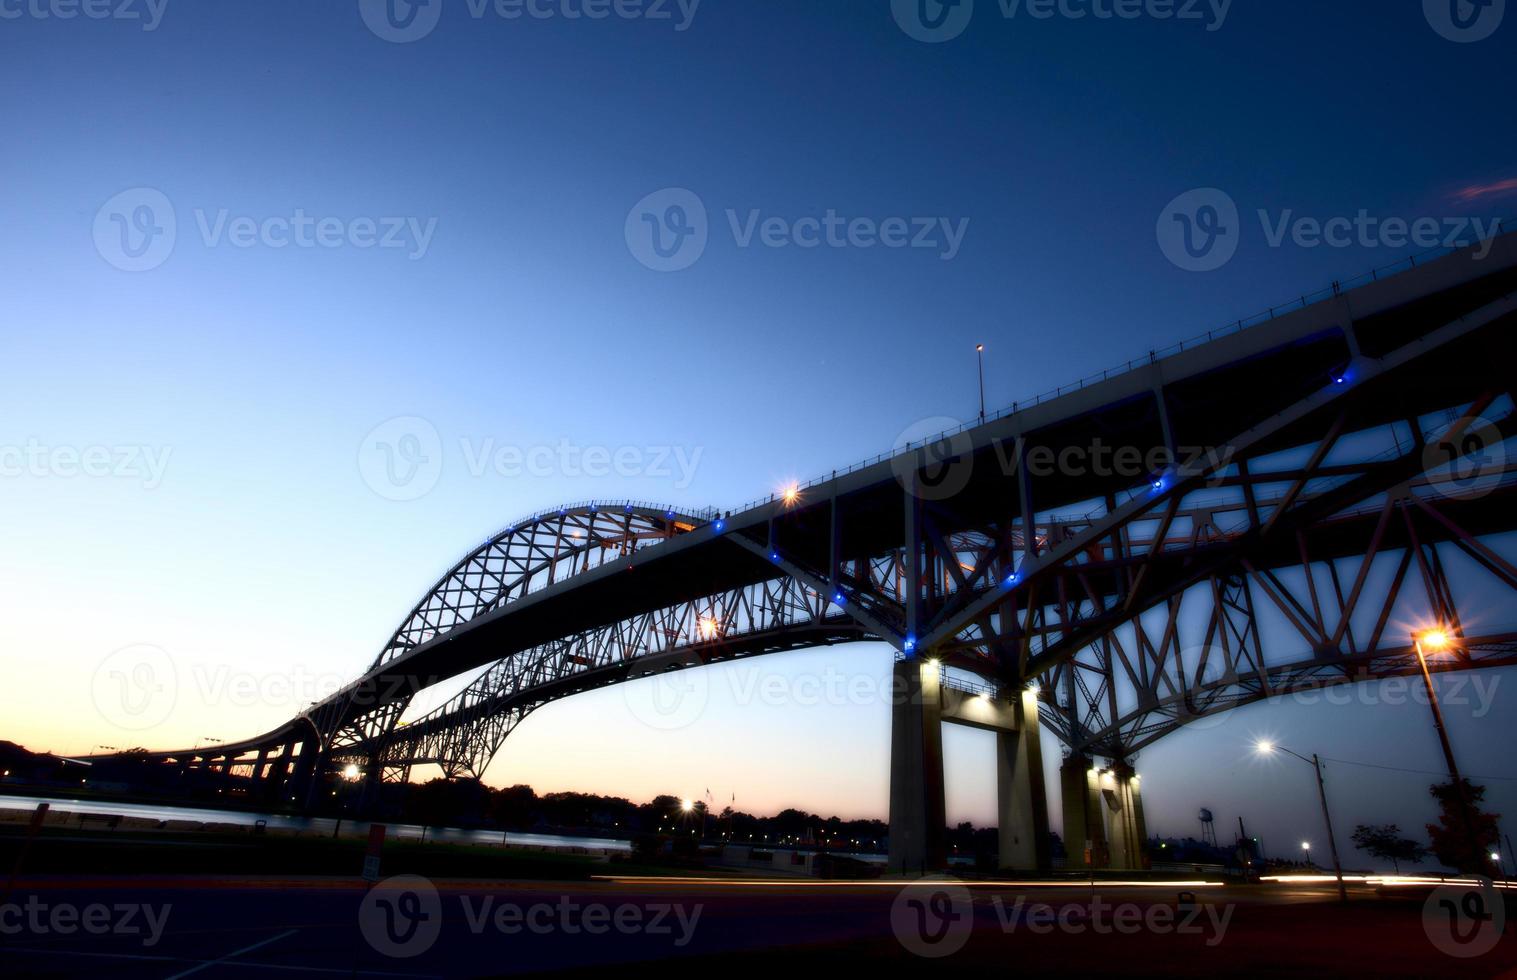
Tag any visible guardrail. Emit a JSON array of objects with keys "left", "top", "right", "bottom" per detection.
[{"left": 730, "top": 221, "right": 1513, "bottom": 516}]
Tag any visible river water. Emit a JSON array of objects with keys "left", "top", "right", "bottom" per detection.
[{"left": 0, "top": 792, "right": 632, "bottom": 851}]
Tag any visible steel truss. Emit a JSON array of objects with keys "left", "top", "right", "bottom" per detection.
[{"left": 133, "top": 256, "right": 1517, "bottom": 790}]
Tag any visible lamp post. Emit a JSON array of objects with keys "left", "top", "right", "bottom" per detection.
[
  {"left": 1412, "top": 628, "right": 1484, "bottom": 867},
  {"left": 1302, "top": 841, "right": 1312, "bottom": 867},
  {"left": 1256, "top": 741, "right": 1347, "bottom": 903},
  {"left": 975, "top": 344, "right": 986, "bottom": 423}
]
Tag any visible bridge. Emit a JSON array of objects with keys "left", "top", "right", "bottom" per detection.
[{"left": 125, "top": 230, "right": 1517, "bottom": 875}]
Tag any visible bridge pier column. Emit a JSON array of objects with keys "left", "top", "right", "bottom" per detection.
[
  {"left": 1102, "top": 762, "right": 1149, "bottom": 871},
  {"left": 936, "top": 681, "right": 1051, "bottom": 870},
  {"left": 1061, "top": 754, "right": 1109, "bottom": 871},
  {"left": 357, "top": 755, "right": 386, "bottom": 815},
  {"left": 888, "top": 658, "right": 946, "bottom": 875},
  {"left": 266, "top": 741, "right": 295, "bottom": 804},
  {"left": 288, "top": 740, "right": 321, "bottom": 810},
  {"left": 995, "top": 689, "right": 1051, "bottom": 871}
]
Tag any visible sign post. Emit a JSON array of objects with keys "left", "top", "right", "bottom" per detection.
[{"left": 362, "top": 823, "right": 386, "bottom": 883}]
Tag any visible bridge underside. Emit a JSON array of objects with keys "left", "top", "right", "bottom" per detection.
[{"left": 120, "top": 232, "right": 1517, "bottom": 873}]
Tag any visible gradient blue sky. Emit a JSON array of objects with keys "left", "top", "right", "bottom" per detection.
[{"left": 3, "top": 1, "right": 1516, "bottom": 863}]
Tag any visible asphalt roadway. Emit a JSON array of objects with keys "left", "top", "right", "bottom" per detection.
[{"left": 1, "top": 874, "right": 1512, "bottom": 977}]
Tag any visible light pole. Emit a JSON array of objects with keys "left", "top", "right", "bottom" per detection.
[
  {"left": 1413, "top": 628, "right": 1484, "bottom": 868},
  {"left": 1256, "top": 741, "right": 1347, "bottom": 903},
  {"left": 975, "top": 344, "right": 986, "bottom": 423},
  {"left": 1302, "top": 841, "right": 1312, "bottom": 867}
]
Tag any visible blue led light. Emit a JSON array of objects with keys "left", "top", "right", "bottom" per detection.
[
  {"left": 904, "top": 636, "right": 917, "bottom": 653},
  {"left": 1003, "top": 572, "right": 1019, "bottom": 588},
  {"left": 713, "top": 519, "right": 726, "bottom": 533},
  {"left": 832, "top": 591, "right": 846, "bottom": 605},
  {"left": 770, "top": 551, "right": 780, "bottom": 562}
]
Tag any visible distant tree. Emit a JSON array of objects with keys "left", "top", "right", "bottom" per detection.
[
  {"left": 1350, "top": 824, "right": 1427, "bottom": 873},
  {"left": 489, "top": 784, "right": 536, "bottom": 829},
  {"left": 1426, "top": 779, "right": 1502, "bottom": 873},
  {"left": 404, "top": 777, "right": 490, "bottom": 828}
]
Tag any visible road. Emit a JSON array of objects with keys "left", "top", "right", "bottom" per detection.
[{"left": 1, "top": 874, "right": 1511, "bottom": 977}]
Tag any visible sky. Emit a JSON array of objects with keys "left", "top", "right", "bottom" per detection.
[{"left": 2, "top": 1, "right": 1516, "bottom": 865}]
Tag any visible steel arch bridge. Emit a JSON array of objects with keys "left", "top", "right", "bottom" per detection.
[{"left": 128, "top": 231, "right": 1517, "bottom": 869}]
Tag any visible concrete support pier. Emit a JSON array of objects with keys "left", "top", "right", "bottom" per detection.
[
  {"left": 994, "top": 689, "right": 1051, "bottom": 871},
  {"left": 1103, "top": 761, "right": 1149, "bottom": 870},
  {"left": 889, "top": 659, "right": 1052, "bottom": 874},
  {"left": 887, "top": 658, "right": 946, "bottom": 875},
  {"left": 1060, "top": 754, "right": 1149, "bottom": 871}
]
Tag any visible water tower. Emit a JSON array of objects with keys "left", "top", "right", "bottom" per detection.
[{"left": 1198, "top": 807, "right": 1217, "bottom": 846}]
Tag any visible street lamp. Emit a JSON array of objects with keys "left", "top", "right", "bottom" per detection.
[
  {"left": 1256, "top": 741, "right": 1347, "bottom": 903},
  {"left": 975, "top": 344, "right": 986, "bottom": 423},
  {"left": 1412, "top": 627, "right": 1484, "bottom": 867},
  {"left": 1302, "top": 841, "right": 1312, "bottom": 866}
]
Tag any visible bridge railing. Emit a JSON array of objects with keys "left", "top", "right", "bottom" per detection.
[
  {"left": 435, "top": 499, "right": 722, "bottom": 578},
  {"left": 730, "top": 220, "right": 1514, "bottom": 516}
]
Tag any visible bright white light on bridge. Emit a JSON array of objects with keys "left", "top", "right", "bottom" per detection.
[
  {"left": 1255, "top": 740, "right": 1275, "bottom": 754},
  {"left": 781, "top": 484, "right": 800, "bottom": 506},
  {"left": 1416, "top": 629, "right": 1451, "bottom": 653},
  {"left": 699, "top": 616, "right": 720, "bottom": 639},
  {"left": 343, "top": 764, "right": 361, "bottom": 780}
]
